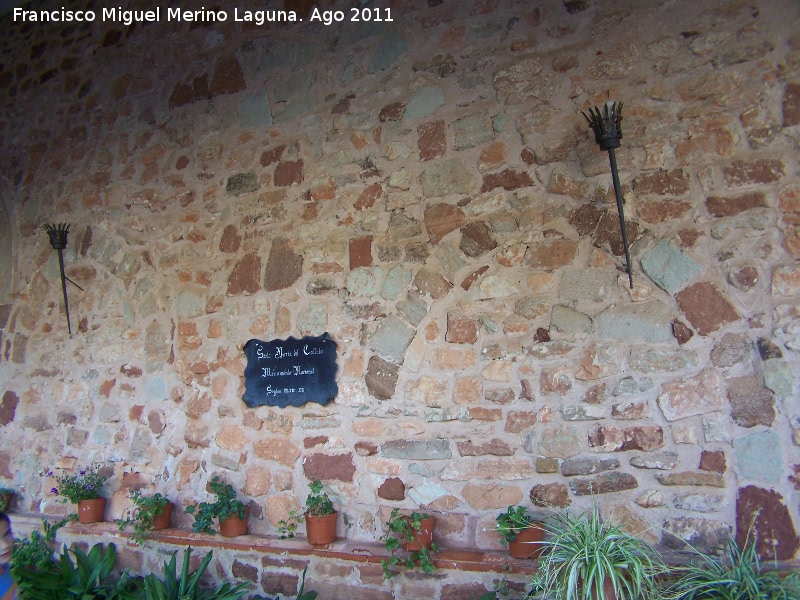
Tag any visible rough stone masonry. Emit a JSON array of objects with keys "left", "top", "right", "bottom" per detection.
[{"left": 0, "top": 0, "right": 799, "bottom": 596}]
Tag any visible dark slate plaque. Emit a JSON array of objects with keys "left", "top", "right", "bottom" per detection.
[{"left": 242, "top": 334, "right": 338, "bottom": 408}]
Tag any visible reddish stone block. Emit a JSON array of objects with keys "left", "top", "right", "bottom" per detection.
[
  {"left": 457, "top": 439, "right": 514, "bottom": 456},
  {"left": 706, "top": 192, "right": 767, "bottom": 217},
  {"left": 676, "top": 282, "right": 740, "bottom": 336},
  {"left": 379, "top": 101, "right": 405, "bottom": 122},
  {"left": 377, "top": 476, "right": 405, "bottom": 500},
  {"left": 783, "top": 82, "right": 800, "bottom": 127},
  {"left": 219, "top": 224, "right": 242, "bottom": 253},
  {"left": 303, "top": 452, "right": 356, "bottom": 482},
  {"left": 264, "top": 240, "right": 303, "bottom": 291},
  {"left": 634, "top": 169, "right": 691, "bottom": 196},
  {"left": 232, "top": 559, "right": 258, "bottom": 582},
  {"left": 446, "top": 313, "right": 478, "bottom": 344},
  {"left": 168, "top": 82, "right": 195, "bottom": 109},
  {"left": 639, "top": 199, "right": 692, "bottom": 223},
  {"left": 460, "top": 265, "right": 489, "bottom": 290},
  {"left": 504, "top": 411, "right": 538, "bottom": 433},
  {"left": 699, "top": 450, "right": 726, "bottom": 474},
  {"left": 425, "top": 203, "right": 465, "bottom": 245},
  {"left": 527, "top": 239, "right": 577, "bottom": 269},
  {"left": 418, "top": 119, "right": 446, "bottom": 161},
  {"left": 274, "top": 160, "right": 304, "bottom": 187},
  {"left": 0, "top": 391, "right": 18, "bottom": 426},
  {"left": 354, "top": 183, "right": 383, "bottom": 211},
  {"left": 480, "top": 168, "right": 534, "bottom": 192},
  {"left": 736, "top": 486, "right": 799, "bottom": 560},
  {"left": 260, "top": 572, "right": 300, "bottom": 598},
  {"left": 227, "top": 252, "right": 262, "bottom": 296},
  {"left": 460, "top": 221, "right": 497, "bottom": 257},
  {"left": 209, "top": 56, "right": 246, "bottom": 97},
  {"left": 365, "top": 355, "right": 399, "bottom": 400},
  {"left": 530, "top": 483, "right": 571, "bottom": 508},
  {"left": 349, "top": 235, "right": 373, "bottom": 269},
  {"left": 253, "top": 438, "right": 301, "bottom": 467},
  {"left": 723, "top": 159, "right": 784, "bottom": 188}
]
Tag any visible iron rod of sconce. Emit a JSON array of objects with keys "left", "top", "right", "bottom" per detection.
[
  {"left": 581, "top": 101, "right": 634, "bottom": 289},
  {"left": 44, "top": 223, "right": 82, "bottom": 335}
]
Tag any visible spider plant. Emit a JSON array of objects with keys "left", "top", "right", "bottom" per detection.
[
  {"left": 531, "top": 505, "right": 666, "bottom": 600},
  {"left": 664, "top": 528, "right": 800, "bottom": 600}
]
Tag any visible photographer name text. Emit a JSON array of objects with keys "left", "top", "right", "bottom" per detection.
[{"left": 13, "top": 6, "right": 393, "bottom": 27}]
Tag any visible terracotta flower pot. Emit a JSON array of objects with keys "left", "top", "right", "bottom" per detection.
[
  {"left": 77, "top": 498, "right": 106, "bottom": 523},
  {"left": 305, "top": 511, "right": 337, "bottom": 545},
  {"left": 151, "top": 501, "right": 173, "bottom": 530},
  {"left": 219, "top": 509, "right": 248, "bottom": 537},
  {"left": 403, "top": 516, "right": 435, "bottom": 551},
  {"left": 508, "top": 523, "right": 545, "bottom": 560}
]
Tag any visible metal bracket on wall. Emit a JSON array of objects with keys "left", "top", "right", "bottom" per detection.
[
  {"left": 43, "top": 223, "right": 84, "bottom": 335},
  {"left": 581, "top": 101, "right": 634, "bottom": 289}
]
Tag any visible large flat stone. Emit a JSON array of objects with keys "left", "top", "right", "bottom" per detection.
[
  {"left": 657, "top": 370, "right": 724, "bottom": 422},
  {"left": 595, "top": 301, "right": 673, "bottom": 342}
]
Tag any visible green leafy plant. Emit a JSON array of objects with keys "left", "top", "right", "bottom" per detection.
[
  {"left": 277, "top": 480, "right": 335, "bottom": 539},
  {"left": 11, "top": 516, "right": 70, "bottom": 596},
  {"left": 381, "top": 508, "right": 438, "bottom": 579},
  {"left": 13, "top": 537, "right": 139, "bottom": 600},
  {"left": 140, "top": 546, "right": 249, "bottom": 600},
  {"left": 664, "top": 528, "right": 800, "bottom": 600},
  {"left": 185, "top": 476, "right": 246, "bottom": 535},
  {"left": 45, "top": 464, "right": 109, "bottom": 504},
  {"left": 496, "top": 505, "right": 536, "bottom": 546},
  {"left": 117, "top": 490, "right": 171, "bottom": 545},
  {"left": 0, "top": 487, "right": 14, "bottom": 512},
  {"left": 531, "top": 505, "right": 666, "bottom": 600}
]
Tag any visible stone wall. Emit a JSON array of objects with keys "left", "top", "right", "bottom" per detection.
[{"left": 1, "top": 0, "right": 800, "bottom": 596}]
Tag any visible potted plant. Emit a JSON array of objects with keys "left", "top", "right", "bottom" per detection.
[
  {"left": 496, "top": 504, "right": 545, "bottom": 560},
  {"left": 276, "top": 480, "right": 338, "bottom": 545},
  {"left": 117, "top": 489, "right": 172, "bottom": 545},
  {"left": 381, "top": 508, "right": 438, "bottom": 579},
  {"left": 0, "top": 487, "right": 14, "bottom": 512},
  {"left": 531, "top": 505, "right": 665, "bottom": 600},
  {"left": 185, "top": 476, "right": 248, "bottom": 537},
  {"left": 303, "top": 480, "right": 337, "bottom": 545},
  {"left": 45, "top": 464, "right": 109, "bottom": 523}
]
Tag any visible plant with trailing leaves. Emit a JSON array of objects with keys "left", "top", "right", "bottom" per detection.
[
  {"left": 663, "top": 527, "right": 800, "bottom": 600},
  {"left": 185, "top": 476, "right": 246, "bottom": 535},
  {"left": 381, "top": 508, "right": 438, "bottom": 579},
  {"left": 117, "top": 490, "right": 171, "bottom": 545},
  {"left": 531, "top": 505, "right": 666, "bottom": 600},
  {"left": 496, "top": 505, "right": 537, "bottom": 546},
  {"left": 277, "top": 480, "right": 335, "bottom": 539}
]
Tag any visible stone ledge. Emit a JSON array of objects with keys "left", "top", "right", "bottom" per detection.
[{"left": 9, "top": 512, "right": 537, "bottom": 576}]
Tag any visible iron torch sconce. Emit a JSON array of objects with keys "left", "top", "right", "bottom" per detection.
[
  {"left": 581, "top": 101, "right": 634, "bottom": 289},
  {"left": 43, "top": 223, "right": 84, "bottom": 335}
]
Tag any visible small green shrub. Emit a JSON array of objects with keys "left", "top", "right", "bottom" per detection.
[{"left": 185, "top": 476, "right": 246, "bottom": 535}]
